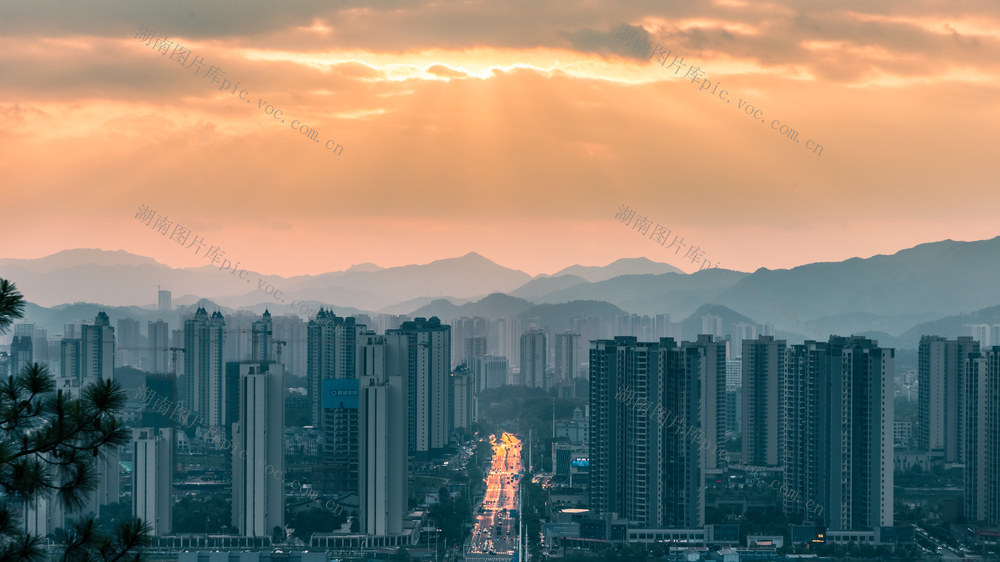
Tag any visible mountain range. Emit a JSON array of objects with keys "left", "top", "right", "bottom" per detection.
[{"left": 2, "top": 236, "right": 1000, "bottom": 349}]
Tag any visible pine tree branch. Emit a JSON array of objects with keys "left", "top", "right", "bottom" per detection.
[{"left": 0, "top": 279, "right": 25, "bottom": 336}]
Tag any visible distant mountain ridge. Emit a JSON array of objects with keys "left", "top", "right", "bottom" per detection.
[
  {"left": 552, "top": 257, "right": 684, "bottom": 282},
  {"left": 0, "top": 250, "right": 687, "bottom": 310},
  {"left": 4, "top": 237, "right": 1000, "bottom": 348}
]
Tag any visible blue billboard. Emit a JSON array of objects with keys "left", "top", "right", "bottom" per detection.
[{"left": 322, "top": 378, "right": 359, "bottom": 409}]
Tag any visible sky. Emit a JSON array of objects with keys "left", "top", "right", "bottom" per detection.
[{"left": 1, "top": 0, "right": 998, "bottom": 277}]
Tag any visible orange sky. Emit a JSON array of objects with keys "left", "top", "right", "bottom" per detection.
[{"left": 1, "top": 1, "right": 999, "bottom": 277}]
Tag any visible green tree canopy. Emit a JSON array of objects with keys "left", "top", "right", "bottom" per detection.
[{"left": 0, "top": 278, "right": 150, "bottom": 561}]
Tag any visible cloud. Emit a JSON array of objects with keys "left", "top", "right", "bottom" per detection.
[
  {"left": 3, "top": 0, "right": 1000, "bottom": 275},
  {"left": 426, "top": 64, "right": 470, "bottom": 79}
]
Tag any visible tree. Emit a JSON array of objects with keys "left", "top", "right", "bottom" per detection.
[
  {"left": 0, "top": 280, "right": 23, "bottom": 335},
  {"left": 428, "top": 488, "right": 472, "bottom": 545},
  {"left": 286, "top": 507, "right": 346, "bottom": 542},
  {"left": 0, "top": 279, "right": 150, "bottom": 561},
  {"left": 172, "top": 494, "right": 233, "bottom": 534}
]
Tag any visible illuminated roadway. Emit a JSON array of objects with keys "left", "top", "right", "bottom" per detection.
[{"left": 469, "top": 432, "right": 522, "bottom": 557}]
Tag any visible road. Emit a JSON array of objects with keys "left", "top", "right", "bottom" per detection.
[{"left": 469, "top": 432, "right": 522, "bottom": 556}]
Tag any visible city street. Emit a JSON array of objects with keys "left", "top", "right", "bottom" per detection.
[{"left": 469, "top": 432, "right": 522, "bottom": 557}]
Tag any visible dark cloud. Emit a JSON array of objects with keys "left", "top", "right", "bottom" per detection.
[{"left": 0, "top": 0, "right": 997, "bottom": 86}]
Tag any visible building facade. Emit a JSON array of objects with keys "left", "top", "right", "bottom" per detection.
[
  {"left": 741, "top": 336, "right": 786, "bottom": 467},
  {"left": 232, "top": 362, "right": 284, "bottom": 537},
  {"left": 358, "top": 332, "right": 409, "bottom": 536},
  {"left": 964, "top": 349, "right": 1000, "bottom": 525},
  {"left": 81, "top": 312, "right": 115, "bottom": 382},
  {"left": 554, "top": 331, "right": 581, "bottom": 385},
  {"left": 520, "top": 329, "right": 547, "bottom": 389},
  {"left": 589, "top": 336, "right": 706, "bottom": 530},
  {"left": 784, "top": 337, "right": 894, "bottom": 531},
  {"left": 388, "top": 317, "right": 451, "bottom": 454},
  {"left": 918, "top": 335, "right": 979, "bottom": 462},
  {"left": 132, "top": 427, "right": 174, "bottom": 536},
  {"left": 183, "top": 308, "right": 226, "bottom": 428}
]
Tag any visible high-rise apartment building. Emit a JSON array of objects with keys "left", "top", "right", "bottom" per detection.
[
  {"left": 232, "top": 361, "right": 284, "bottom": 537},
  {"left": 357, "top": 332, "right": 409, "bottom": 536},
  {"left": 81, "top": 312, "right": 115, "bottom": 382},
  {"left": 307, "top": 312, "right": 367, "bottom": 491},
  {"left": 494, "top": 317, "right": 522, "bottom": 369},
  {"left": 741, "top": 336, "right": 786, "bottom": 467},
  {"left": 59, "top": 338, "right": 82, "bottom": 381},
  {"left": 589, "top": 336, "right": 706, "bottom": 529},
  {"left": 63, "top": 323, "right": 82, "bottom": 340},
  {"left": 452, "top": 368, "right": 476, "bottom": 431},
  {"left": 572, "top": 316, "right": 605, "bottom": 353},
  {"left": 306, "top": 310, "right": 366, "bottom": 426},
  {"left": 21, "top": 490, "right": 63, "bottom": 539},
  {"left": 31, "top": 327, "right": 49, "bottom": 366},
  {"left": 388, "top": 317, "right": 451, "bottom": 454},
  {"left": 732, "top": 322, "right": 758, "bottom": 357},
  {"left": 691, "top": 334, "right": 727, "bottom": 472},
  {"left": 963, "top": 324, "right": 992, "bottom": 348},
  {"left": 307, "top": 309, "right": 337, "bottom": 427},
  {"left": 701, "top": 315, "right": 724, "bottom": 339},
  {"left": 725, "top": 359, "right": 742, "bottom": 392},
  {"left": 271, "top": 314, "right": 307, "bottom": 378},
  {"left": 589, "top": 336, "right": 641, "bottom": 522},
  {"left": 220, "top": 311, "right": 256, "bottom": 364},
  {"left": 554, "top": 331, "right": 581, "bottom": 384},
  {"left": 464, "top": 335, "right": 487, "bottom": 366},
  {"left": 83, "top": 449, "right": 121, "bottom": 520},
  {"left": 251, "top": 310, "right": 272, "bottom": 362},
  {"left": 116, "top": 318, "right": 141, "bottom": 368},
  {"left": 372, "top": 314, "right": 409, "bottom": 334},
  {"left": 784, "top": 336, "right": 893, "bottom": 530},
  {"left": 11, "top": 323, "right": 34, "bottom": 375},
  {"left": 964, "top": 349, "right": 1000, "bottom": 525},
  {"left": 473, "top": 355, "right": 509, "bottom": 391},
  {"left": 450, "top": 317, "right": 488, "bottom": 367},
  {"left": 520, "top": 329, "right": 547, "bottom": 389},
  {"left": 148, "top": 320, "right": 170, "bottom": 374},
  {"left": 183, "top": 308, "right": 226, "bottom": 427},
  {"left": 662, "top": 338, "right": 711, "bottom": 527},
  {"left": 157, "top": 289, "right": 172, "bottom": 312},
  {"left": 321, "top": 377, "right": 360, "bottom": 492},
  {"left": 653, "top": 314, "right": 673, "bottom": 340},
  {"left": 614, "top": 314, "right": 661, "bottom": 341},
  {"left": 132, "top": 427, "right": 173, "bottom": 536},
  {"left": 918, "top": 335, "right": 979, "bottom": 462}
]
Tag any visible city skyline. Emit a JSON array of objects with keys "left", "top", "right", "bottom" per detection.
[
  {"left": 3, "top": 0, "right": 1000, "bottom": 557},
  {"left": 3, "top": 288, "right": 998, "bottom": 556}
]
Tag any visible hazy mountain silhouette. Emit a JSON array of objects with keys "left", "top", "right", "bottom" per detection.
[
  {"left": 411, "top": 293, "right": 535, "bottom": 320},
  {"left": 6, "top": 237, "right": 1000, "bottom": 349},
  {"left": 552, "top": 257, "right": 684, "bottom": 282}
]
